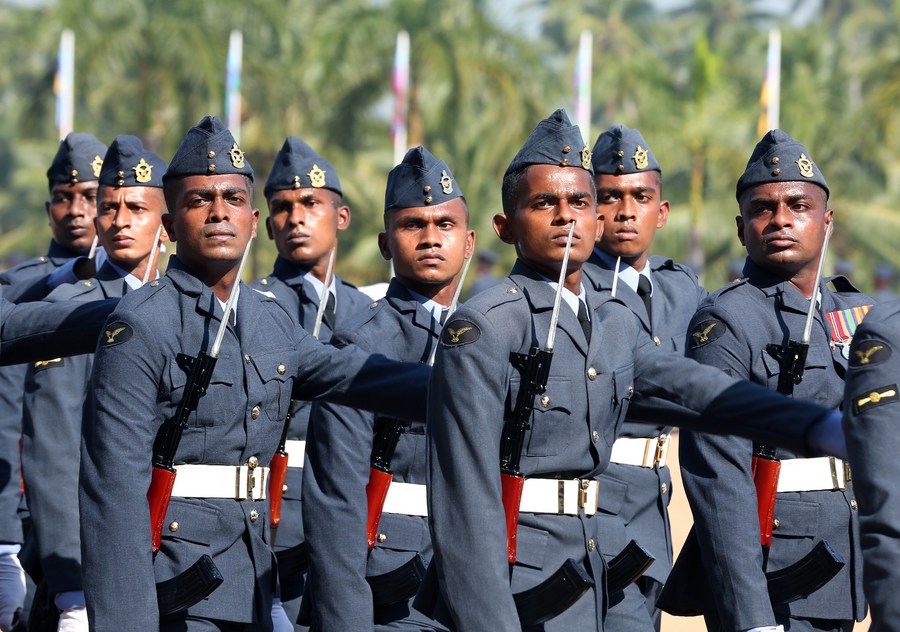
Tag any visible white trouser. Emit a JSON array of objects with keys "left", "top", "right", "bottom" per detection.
[
  {"left": 55, "top": 591, "right": 88, "bottom": 632},
  {"left": 0, "top": 547, "right": 24, "bottom": 632}
]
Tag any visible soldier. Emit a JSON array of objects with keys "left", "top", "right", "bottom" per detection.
[
  {"left": 22, "top": 136, "right": 167, "bottom": 631},
  {"left": 251, "top": 136, "right": 371, "bottom": 628},
  {"left": 665, "top": 130, "right": 868, "bottom": 631},
  {"left": 423, "top": 110, "right": 851, "bottom": 632},
  {"left": 583, "top": 124, "right": 706, "bottom": 630},
  {"left": 302, "top": 146, "right": 473, "bottom": 630},
  {"left": 0, "top": 133, "right": 106, "bottom": 631},
  {"left": 78, "top": 116, "right": 429, "bottom": 631},
  {"left": 842, "top": 299, "right": 900, "bottom": 631}
]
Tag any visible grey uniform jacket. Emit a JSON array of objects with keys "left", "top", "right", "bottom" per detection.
[
  {"left": 78, "top": 257, "right": 429, "bottom": 631},
  {"left": 22, "top": 263, "right": 130, "bottom": 595},
  {"left": 424, "top": 260, "right": 840, "bottom": 632},
  {"left": 251, "top": 254, "right": 370, "bottom": 589},
  {"left": 0, "top": 241, "right": 77, "bottom": 546},
  {"left": 842, "top": 299, "right": 900, "bottom": 632},
  {"left": 670, "top": 259, "right": 867, "bottom": 629},
  {"left": 303, "top": 279, "right": 444, "bottom": 630},
  {"left": 583, "top": 253, "right": 706, "bottom": 583}
]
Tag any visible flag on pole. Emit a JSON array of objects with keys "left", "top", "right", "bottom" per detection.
[
  {"left": 55, "top": 29, "right": 75, "bottom": 140},
  {"left": 757, "top": 28, "right": 781, "bottom": 137},
  {"left": 226, "top": 30, "right": 243, "bottom": 143},
  {"left": 574, "top": 30, "right": 593, "bottom": 144},
  {"left": 391, "top": 31, "right": 410, "bottom": 166}
]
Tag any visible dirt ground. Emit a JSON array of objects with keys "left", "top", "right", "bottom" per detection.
[{"left": 661, "top": 432, "right": 870, "bottom": 631}]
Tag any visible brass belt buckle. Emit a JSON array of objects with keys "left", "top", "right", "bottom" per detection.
[
  {"left": 247, "top": 457, "right": 259, "bottom": 499},
  {"left": 578, "top": 479, "right": 589, "bottom": 509},
  {"left": 654, "top": 434, "right": 669, "bottom": 465}
]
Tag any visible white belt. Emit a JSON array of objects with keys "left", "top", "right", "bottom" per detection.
[
  {"left": 382, "top": 482, "right": 428, "bottom": 517},
  {"left": 284, "top": 440, "right": 306, "bottom": 468},
  {"left": 519, "top": 478, "right": 599, "bottom": 516},
  {"left": 171, "top": 464, "right": 269, "bottom": 500},
  {"left": 777, "top": 457, "right": 850, "bottom": 493},
  {"left": 609, "top": 435, "right": 670, "bottom": 468}
]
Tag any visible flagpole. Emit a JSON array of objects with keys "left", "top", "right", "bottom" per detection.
[
  {"left": 757, "top": 28, "right": 781, "bottom": 137},
  {"left": 226, "top": 30, "right": 243, "bottom": 143},
  {"left": 574, "top": 30, "right": 593, "bottom": 144},
  {"left": 391, "top": 31, "right": 410, "bottom": 166},
  {"left": 55, "top": 30, "right": 75, "bottom": 140}
]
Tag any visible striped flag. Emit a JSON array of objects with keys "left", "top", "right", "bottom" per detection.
[
  {"left": 757, "top": 29, "right": 781, "bottom": 137},
  {"left": 391, "top": 31, "right": 410, "bottom": 166}
]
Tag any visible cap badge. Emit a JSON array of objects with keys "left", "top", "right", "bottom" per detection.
[
  {"left": 632, "top": 145, "right": 649, "bottom": 170},
  {"left": 580, "top": 146, "right": 592, "bottom": 170},
  {"left": 439, "top": 170, "right": 453, "bottom": 195},
  {"left": 308, "top": 164, "right": 326, "bottom": 188},
  {"left": 91, "top": 155, "right": 103, "bottom": 178},
  {"left": 796, "top": 153, "right": 814, "bottom": 178},
  {"left": 133, "top": 158, "right": 153, "bottom": 184},
  {"left": 229, "top": 143, "right": 246, "bottom": 169}
]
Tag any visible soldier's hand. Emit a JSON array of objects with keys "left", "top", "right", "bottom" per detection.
[
  {"left": 807, "top": 410, "right": 848, "bottom": 460},
  {"left": 0, "top": 552, "right": 25, "bottom": 632}
]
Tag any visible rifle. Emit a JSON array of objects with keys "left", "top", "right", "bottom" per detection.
[
  {"left": 269, "top": 246, "right": 335, "bottom": 549},
  {"left": 756, "top": 220, "right": 844, "bottom": 603},
  {"left": 147, "top": 238, "right": 252, "bottom": 614}
]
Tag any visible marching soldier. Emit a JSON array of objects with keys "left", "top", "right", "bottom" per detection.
[
  {"left": 23, "top": 135, "right": 168, "bottom": 631},
  {"left": 842, "top": 299, "right": 900, "bottom": 632},
  {"left": 251, "top": 136, "right": 370, "bottom": 628},
  {"left": 0, "top": 133, "right": 106, "bottom": 631},
  {"left": 423, "top": 110, "right": 852, "bottom": 631},
  {"left": 583, "top": 125, "right": 706, "bottom": 630},
  {"left": 302, "top": 146, "right": 472, "bottom": 630},
  {"left": 664, "top": 130, "right": 868, "bottom": 631},
  {"left": 78, "top": 116, "right": 429, "bottom": 631}
]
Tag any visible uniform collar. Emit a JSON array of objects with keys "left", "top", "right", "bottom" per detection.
[
  {"left": 385, "top": 278, "right": 447, "bottom": 328},
  {"left": 593, "top": 248, "right": 653, "bottom": 295},
  {"left": 46, "top": 239, "right": 79, "bottom": 264}
]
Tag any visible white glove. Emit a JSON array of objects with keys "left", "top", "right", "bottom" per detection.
[
  {"left": 55, "top": 591, "right": 88, "bottom": 632},
  {"left": 271, "top": 598, "right": 294, "bottom": 632},
  {"left": 745, "top": 626, "right": 784, "bottom": 632},
  {"left": 0, "top": 551, "right": 25, "bottom": 632}
]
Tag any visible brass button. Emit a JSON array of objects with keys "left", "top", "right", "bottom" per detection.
[
  {"left": 850, "top": 499, "right": 858, "bottom": 511},
  {"left": 654, "top": 336, "right": 661, "bottom": 347},
  {"left": 370, "top": 302, "right": 379, "bottom": 309},
  {"left": 244, "top": 354, "right": 252, "bottom": 364},
  {"left": 150, "top": 280, "right": 160, "bottom": 287},
  {"left": 83, "top": 280, "right": 92, "bottom": 287},
  {"left": 507, "top": 287, "right": 518, "bottom": 294},
  {"left": 282, "top": 484, "right": 289, "bottom": 493},
  {"left": 587, "top": 538, "right": 596, "bottom": 552},
  {"left": 251, "top": 406, "right": 260, "bottom": 419},
  {"left": 627, "top": 385, "right": 634, "bottom": 396},
  {"left": 377, "top": 533, "right": 387, "bottom": 543},
  {"left": 260, "top": 278, "right": 268, "bottom": 285},
  {"left": 208, "top": 164, "right": 216, "bottom": 173},
  {"left": 587, "top": 367, "right": 597, "bottom": 381},
  {"left": 168, "top": 521, "right": 179, "bottom": 533},
  {"left": 248, "top": 456, "right": 259, "bottom": 468},
  {"left": 660, "top": 483, "right": 668, "bottom": 494},
  {"left": 39, "top": 256, "right": 46, "bottom": 262},
  {"left": 249, "top": 510, "right": 259, "bottom": 522},
  {"left": 208, "top": 151, "right": 216, "bottom": 158},
  {"left": 540, "top": 395, "right": 550, "bottom": 408},
  {"left": 773, "top": 518, "right": 780, "bottom": 529},
  {"left": 277, "top": 364, "right": 286, "bottom": 375},
  {"left": 592, "top": 430, "right": 600, "bottom": 443}
]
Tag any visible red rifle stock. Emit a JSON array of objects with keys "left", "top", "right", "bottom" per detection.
[
  {"left": 366, "top": 468, "right": 393, "bottom": 549},
  {"left": 501, "top": 471, "right": 525, "bottom": 563},
  {"left": 751, "top": 450, "right": 781, "bottom": 548}
]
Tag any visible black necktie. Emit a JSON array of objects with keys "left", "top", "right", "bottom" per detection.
[
  {"left": 577, "top": 300, "right": 591, "bottom": 344},
  {"left": 323, "top": 292, "right": 336, "bottom": 330},
  {"left": 439, "top": 308, "right": 449, "bottom": 325},
  {"left": 636, "top": 275, "right": 653, "bottom": 324}
]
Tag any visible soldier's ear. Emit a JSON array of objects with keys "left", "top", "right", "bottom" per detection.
[
  {"left": 161, "top": 213, "right": 177, "bottom": 243},
  {"left": 493, "top": 212, "right": 516, "bottom": 245},
  {"left": 736, "top": 215, "right": 745, "bottom": 247},
  {"left": 265, "top": 216, "right": 275, "bottom": 241},
  {"left": 377, "top": 232, "right": 392, "bottom": 261},
  {"left": 336, "top": 203, "right": 351, "bottom": 231}
]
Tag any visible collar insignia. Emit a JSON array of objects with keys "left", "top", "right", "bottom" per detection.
[
  {"left": 796, "top": 153, "right": 814, "bottom": 178},
  {"left": 133, "top": 158, "right": 153, "bottom": 184},
  {"left": 632, "top": 145, "right": 649, "bottom": 170},
  {"left": 439, "top": 170, "right": 453, "bottom": 195},
  {"left": 308, "top": 164, "right": 326, "bottom": 188},
  {"left": 229, "top": 143, "right": 245, "bottom": 168}
]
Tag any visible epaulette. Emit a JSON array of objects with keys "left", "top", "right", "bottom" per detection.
[
  {"left": 474, "top": 282, "right": 524, "bottom": 316},
  {"left": 704, "top": 275, "right": 749, "bottom": 305},
  {"left": 251, "top": 275, "right": 275, "bottom": 288},
  {"left": 127, "top": 276, "right": 169, "bottom": 308},
  {"left": 339, "top": 298, "right": 385, "bottom": 331},
  {"left": 45, "top": 278, "right": 102, "bottom": 302},
  {"left": 0, "top": 256, "right": 52, "bottom": 283},
  {"left": 826, "top": 274, "right": 862, "bottom": 295}
]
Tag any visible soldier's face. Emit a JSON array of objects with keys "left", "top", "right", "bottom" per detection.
[
  {"left": 494, "top": 165, "right": 600, "bottom": 280},
  {"left": 595, "top": 172, "right": 669, "bottom": 271},
  {"left": 95, "top": 185, "right": 168, "bottom": 274},
  {"left": 737, "top": 181, "right": 831, "bottom": 278},
  {"left": 45, "top": 181, "right": 98, "bottom": 253},
  {"left": 163, "top": 174, "right": 258, "bottom": 271},
  {"left": 265, "top": 188, "right": 349, "bottom": 269},
  {"left": 378, "top": 198, "right": 474, "bottom": 296}
]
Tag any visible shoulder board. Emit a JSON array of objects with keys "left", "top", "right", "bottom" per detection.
[
  {"left": 708, "top": 276, "right": 749, "bottom": 301},
  {"left": 826, "top": 274, "right": 862, "bottom": 295},
  {"left": 469, "top": 282, "right": 523, "bottom": 316},
  {"left": 123, "top": 276, "right": 169, "bottom": 309},
  {"left": 250, "top": 275, "right": 276, "bottom": 289},
  {"left": 45, "top": 279, "right": 100, "bottom": 302}
]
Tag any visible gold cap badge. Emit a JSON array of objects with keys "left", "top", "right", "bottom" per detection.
[
  {"left": 91, "top": 155, "right": 103, "bottom": 178},
  {"left": 308, "top": 164, "right": 326, "bottom": 188},
  {"left": 229, "top": 143, "right": 245, "bottom": 169},
  {"left": 133, "top": 158, "right": 153, "bottom": 184},
  {"left": 580, "top": 146, "right": 592, "bottom": 170},
  {"left": 632, "top": 145, "right": 649, "bottom": 170},
  {"left": 796, "top": 153, "right": 814, "bottom": 178}
]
